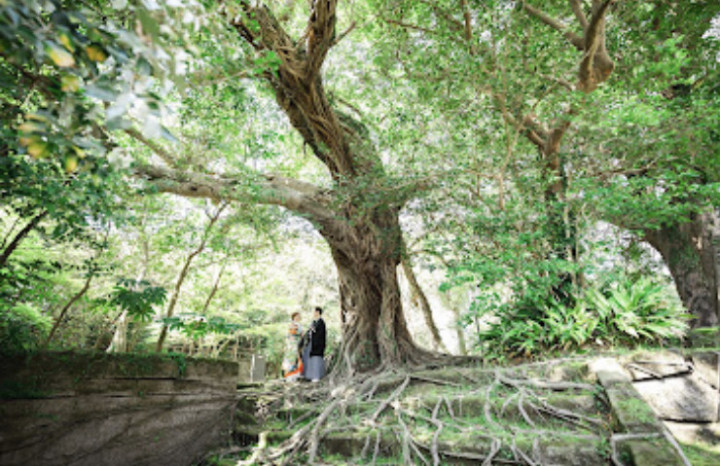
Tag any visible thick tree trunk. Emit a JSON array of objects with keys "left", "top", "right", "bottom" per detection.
[
  {"left": 322, "top": 211, "right": 433, "bottom": 375},
  {"left": 644, "top": 210, "right": 720, "bottom": 328}
]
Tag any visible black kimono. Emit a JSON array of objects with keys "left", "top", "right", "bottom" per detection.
[{"left": 302, "top": 318, "right": 326, "bottom": 380}]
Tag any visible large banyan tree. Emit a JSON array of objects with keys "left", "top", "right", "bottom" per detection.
[
  {"left": 138, "top": 0, "right": 436, "bottom": 374},
  {"left": 139, "top": 0, "right": 720, "bottom": 367}
]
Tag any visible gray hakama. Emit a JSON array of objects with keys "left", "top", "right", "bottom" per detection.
[{"left": 304, "top": 355, "right": 326, "bottom": 380}]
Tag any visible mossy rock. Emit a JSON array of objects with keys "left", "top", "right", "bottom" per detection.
[
  {"left": 523, "top": 360, "right": 592, "bottom": 383},
  {"left": 606, "top": 387, "right": 661, "bottom": 433},
  {"left": 0, "top": 352, "right": 185, "bottom": 399},
  {"left": 320, "top": 431, "right": 398, "bottom": 459},
  {"left": 617, "top": 437, "right": 684, "bottom": 466}
]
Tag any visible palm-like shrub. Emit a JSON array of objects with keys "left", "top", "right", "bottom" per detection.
[
  {"left": 586, "top": 278, "right": 687, "bottom": 344},
  {"left": 474, "top": 277, "right": 687, "bottom": 360}
]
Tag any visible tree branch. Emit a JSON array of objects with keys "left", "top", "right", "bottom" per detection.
[
  {"left": 44, "top": 267, "right": 95, "bottom": 349},
  {"left": 385, "top": 18, "right": 441, "bottom": 36},
  {"left": 578, "top": 0, "right": 614, "bottom": 92},
  {"left": 156, "top": 203, "right": 226, "bottom": 352},
  {"left": 135, "top": 164, "right": 335, "bottom": 224},
  {"left": 124, "top": 128, "right": 178, "bottom": 167},
  {"left": 501, "top": 111, "right": 546, "bottom": 150},
  {"left": 332, "top": 21, "right": 356, "bottom": 46},
  {"left": 521, "top": 1, "right": 584, "bottom": 51},
  {"left": 461, "top": 0, "right": 473, "bottom": 42},
  {"left": 541, "top": 73, "right": 575, "bottom": 92},
  {"left": 226, "top": 1, "right": 357, "bottom": 179},
  {"left": 569, "top": 0, "right": 589, "bottom": 29},
  {"left": 416, "top": 0, "right": 463, "bottom": 31},
  {"left": 0, "top": 210, "right": 48, "bottom": 269},
  {"left": 304, "top": 0, "right": 338, "bottom": 81}
]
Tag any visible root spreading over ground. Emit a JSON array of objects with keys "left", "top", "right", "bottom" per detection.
[{"left": 207, "top": 358, "right": 615, "bottom": 465}]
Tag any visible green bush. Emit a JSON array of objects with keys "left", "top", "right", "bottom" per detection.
[
  {"left": 0, "top": 303, "right": 52, "bottom": 354},
  {"left": 472, "top": 277, "right": 687, "bottom": 360}
]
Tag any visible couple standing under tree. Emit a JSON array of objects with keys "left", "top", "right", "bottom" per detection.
[{"left": 282, "top": 307, "right": 326, "bottom": 382}]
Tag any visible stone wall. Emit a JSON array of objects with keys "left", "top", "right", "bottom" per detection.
[{"left": 0, "top": 352, "right": 238, "bottom": 466}]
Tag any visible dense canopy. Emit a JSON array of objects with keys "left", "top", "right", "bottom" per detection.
[{"left": 1, "top": 0, "right": 719, "bottom": 375}]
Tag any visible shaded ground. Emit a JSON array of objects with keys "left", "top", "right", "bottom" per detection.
[{"left": 202, "top": 349, "right": 720, "bottom": 465}]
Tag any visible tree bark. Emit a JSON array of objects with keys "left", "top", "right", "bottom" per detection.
[
  {"left": 323, "top": 210, "right": 435, "bottom": 375},
  {"left": 0, "top": 210, "right": 47, "bottom": 269},
  {"left": 643, "top": 210, "right": 720, "bottom": 328}
]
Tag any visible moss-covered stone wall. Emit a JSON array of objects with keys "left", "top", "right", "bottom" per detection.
[{"left": 0, "top": 352, "right": 238, "bottom": 466}]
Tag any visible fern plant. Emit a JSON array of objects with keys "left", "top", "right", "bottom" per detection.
[{"left": 473, "top": 276, "right": 687, "bottom": 360}]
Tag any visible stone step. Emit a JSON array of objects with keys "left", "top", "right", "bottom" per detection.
[
  {"left": 591, "top": 357, "right": 687, "bottom": 466},
  {"left": 319, "top": 430, "right": 607, "bottom": 465}
]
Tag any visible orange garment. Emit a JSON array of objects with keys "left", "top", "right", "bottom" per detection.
[{"left": 284, "top": 358, "right": 303, "bottom": 379}]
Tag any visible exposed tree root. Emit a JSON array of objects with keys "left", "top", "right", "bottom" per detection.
[
  {"left": 221, "top": 361, "right": 615, "bottom": 465},
  {"left": 307, "top": 398, "right": 342, "bottom": 463},
  {"left": 371, "top": 428, "right": 381, "bottom": 465},
  {"left": 511, "top": 437, "right": 537, "bottom": 466},
  {"left": 396, "top": 409, "right": 429, "bottom": 465},
  {"left": 237, "top": 431, "right": 268, "bottom": 466},
  {"left": 371, "top": 375, "right": 410, "bottom": 423},
  {"left": 661, "top": 425, "right": 693, "bottom": 466},
  {"left": 410, "top": 374, "right": 463, "bottom": 387},
  {"left": 484, "top": 377, "right": 501, "bottom": 428},
  {"left": 430, "top": 399, "right": 443, "bottom": 466}
]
